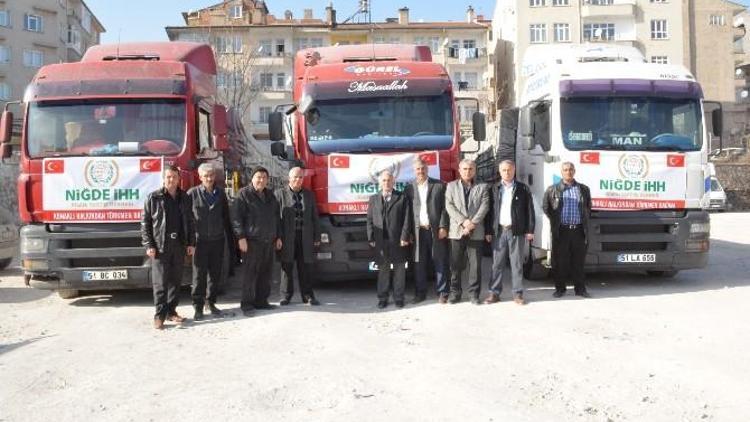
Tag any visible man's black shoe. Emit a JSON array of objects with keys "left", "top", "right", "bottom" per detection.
[
  {"left": 307, "top": 297, "right": 320, "bottom": 306},
  {"left": 448, "top": 296, "right": 462, "bottom": 304},
  {"left": 242, "top": 309, "right": 255, "bottom": 317},
  {"left": 255, "top": 303, "right": 277, "bottom": 310},
  {"left": 575, "top": 290, "right": 592, "bottom": 298},
  {"left": 395, "top": 300, "right": 405, "bottom": 308},
  {"left": 207, "top": 303, "right": 224, "bottom": 316},
  {"left": 279, "top": 298, "right": 291, "bottom": 306},
  {"left": 193, "top": 306, "right": 204, "bottom": 321},
  {"left": 377, "top": 300, "right": 388, "bottom": 309},
  {"left": 470, "top": 297, "right": 481, "bottom": 305},
  {"left": 411, "top": 293, "right": 426, "bottom": 304},
  {"left": 552, "top": 290, "right": 566, "bottom": 298}
]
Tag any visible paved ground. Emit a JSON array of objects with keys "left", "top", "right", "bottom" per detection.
[{"left": 1, "top": 213, "right": 749, "bottom": 421}]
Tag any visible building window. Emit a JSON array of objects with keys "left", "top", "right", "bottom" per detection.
[
  {"left": 414, "top": 36, "right": 426, "bottom": 47},
  {"left": 651, "top": 19, "right": 668, "bottom": 39},
  {"left": 650, "top": 0, "right": 667, "bottom": 3},
  {"left": 0, "top": 45, "right": 10, "bottom": 64},
  {"left": 275, "top": 39, "right": 285, "bottom": 56},
  {"left": 554, "top": 23, "right": 570, "bottom": 42},
  {"left": 25, "top": 14, "right": 43, "bottom": 32},
  {"left": 276, "top": 73, "right": 286, "bottom": 89},
  {"left": 651, "top": 56, "right": 669, "bottom": 64},
  {"left": 229, "top": 4, "right": 243, "bottom": 19},
  {"left": 218, "top": 71, "right": 242, "bottom": 87},
  {"left": 587, "top": 0, "right": 613, "bottom": 4},
  {"left": 463, "top": 39, "right": 476, "bottom": 49},
  {"left": 293, "top": 37, "right": 323, "bottom": 51},
  {"left": 23, "top": 50, "right": 44, "bottom": 68},
  {"left": 553, "top": 0, "right": 569, "bottom": 5},
  {"left": 529, "top": 24, "right": 547, "bottom": 43},
  {"left": 429, "top": 36, "right": 441, "bottom": 54},
  {"left": 709, "top": 15, "right": 726, "bottom": 26},
  {"left": 389, "top": 37, "right": 401, "bottom": 44},
  {"left": 259, "top": 106, "right": 271, "bottom": 123},
  {"left": 453, "top": 72, "right": 479, "bottom": 90},
  {"left": 0, "top": 10, "right": 10, "bottom": 27},
  {"left": 259, "top": 39, "right": 272, "bottom": 56},
  {"left": 0, "top": 82, "right": 10, "bottom": 101},
  {"left": 530, "top": 0, "right": 545, "bottom": 7},
  {"left": 372, "top": 35, "right": 385, "bottom": 44},
  {"left": 214, "top": 36, "right": 242, "bottom": 54},
  {"left": 259, "top": 73, "right": 273, "bottom": 89},
  {"left": 583, "top": 23, "right": 615, "bottom": 40}
]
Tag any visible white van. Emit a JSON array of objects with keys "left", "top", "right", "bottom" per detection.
[{"left": 708, "top": 176, "right": 727, "bottom": 212}]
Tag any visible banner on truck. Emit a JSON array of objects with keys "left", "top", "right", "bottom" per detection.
[
  {"left": 575, "top": 152, "right": 686, "bottom": 210},
  {"left": 328, "top": 152, "right": 440, "bottom": 214},
  {"left": 41, "top": 157, "right": 163, "bottom": 222}
]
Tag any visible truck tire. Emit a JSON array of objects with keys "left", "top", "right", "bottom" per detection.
[
  {"left": 647, "top": 270, "right": 679, "bottom": 278},
  {"left": 0, "top": 257, "right": 11, "bottom": 270},
  {"left": 58, "top": 289, "right": 80, "bottom": 299}
]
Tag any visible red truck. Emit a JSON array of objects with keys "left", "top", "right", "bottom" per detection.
[
  {"left": 0, "top": 42, "right": 234, "bottom": 298},
  {"left": 268, "top": 44, "right": 485, "bottom": 280}
]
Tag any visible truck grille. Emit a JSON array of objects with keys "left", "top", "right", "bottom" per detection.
[{"left": 601, "top": 242, "right": 668, "bottom": 252}]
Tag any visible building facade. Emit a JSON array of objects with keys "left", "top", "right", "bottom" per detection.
[
  {"left": 166, "top": 0, "right": 491, "bottom": 139},
  {"left": 491, "top": 0, "right": 746, "bottom": 109},
  {"left": 0, "top": 0, "right": 104, "bottom": 107}
]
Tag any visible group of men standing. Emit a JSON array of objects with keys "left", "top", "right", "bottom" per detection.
[
  {"left": 141, "top": 157, "right": 593, "bottom": 329},
  {"left": 366, "top": 158, "right": 592, "bottom": 308}
]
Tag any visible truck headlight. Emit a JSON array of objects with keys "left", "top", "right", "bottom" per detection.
[
  {"left": 21, "top": 238, "right": 48, "bottom": 253},
  {"left": 320, "top": 233, "right": 330, "bottom": 244},
  {"left": 690, "top": 222, "right": 710, "bottom": 234}
]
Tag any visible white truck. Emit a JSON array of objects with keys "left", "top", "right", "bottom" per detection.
[{"left": 480, "top": 45, "right": 717, "bottom": 278}]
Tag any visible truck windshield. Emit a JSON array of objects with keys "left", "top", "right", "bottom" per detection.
[
  {"left": 561, "top": 97, "right": 702, "bottom": 151},
  {"left": 307, "top": 94, "right": 453, "bottom": 154},
  {"left": 27, "top": 99, "right": 186, "bottom": 157}
]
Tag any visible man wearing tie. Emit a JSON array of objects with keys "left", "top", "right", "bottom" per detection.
[
  {"left": 403, "top": 158, "right": 450, "bottom": 304},
  {"left": 367, "top": 170, "right": 412, "bottom": 309}
]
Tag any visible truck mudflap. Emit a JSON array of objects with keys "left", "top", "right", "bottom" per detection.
[
  {"left": 21, "top": 223, "right": 191, "bottom": 291},
  {"left": 583, "top": 209, "right": 710, "bottom": 272}
]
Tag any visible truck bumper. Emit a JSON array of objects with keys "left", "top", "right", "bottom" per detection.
[
  {"left": 583, "top": 209, "right": 710, "bottom": 272},
  {"left": 20, "top": 223, "right": 189, "bottom": 291},
  {"left": 313, "top": 215, "right": 377, "bottom": 281}
]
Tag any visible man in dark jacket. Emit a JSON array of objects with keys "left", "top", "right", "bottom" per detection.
[
  {"left": 543, "top": 161, "right": 592, "bottom": 298},
  {"left": 485, "top": 160, "right": 535, "bottom": 305},
  {"left": 367, "top": 170, "right": 412, "bottom": 309},
  {"left": 232, "top": 166, "right": 282, "bottom": 316},
  {"left": 186, "top": 163, "right": 232, "bottom": 320},
  {"left": 275, "top": 166, "right": 322, "bottom": 306},
  {"left": 141, "top": 164, "right": 195, "bottom": 329},
  {"left": 403, "top": 158, "right": 450, "bottom": 304}
]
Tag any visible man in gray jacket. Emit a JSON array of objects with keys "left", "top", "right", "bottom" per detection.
[
  {"left": 232, "top": 166, "right": 282, "bottom": 317},
  {"left": 275, "top": 167, "right": 322, "bottom": 306},
  {"left": 445, "top": 159, "right": 491, "bottom": 305}
]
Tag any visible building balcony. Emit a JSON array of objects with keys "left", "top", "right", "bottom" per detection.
[
  {"left": 444, "top": 47, "right": 487, "bottom": 65},
  {"left": 734, "top": 26, "right": 746, "bottom": 41},
  {"left": 581, "top": 0, "right": 636, "bottom": 19}
]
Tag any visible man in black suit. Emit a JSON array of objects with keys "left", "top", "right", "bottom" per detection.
[
  {"left": 367, "top": 169, "right": 412, "bottom": 309},
  {"left": 275, "top": 166, "right": 322, "bottom": 306},
  {"left": 186, "top": 163, "right": 232, "bottom": 320},
  {"left": 403, "top": 158, "right": 450, "bottom": 304}
]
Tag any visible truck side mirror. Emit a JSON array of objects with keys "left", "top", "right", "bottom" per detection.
[
  {"left": 0, "top": 143, "right": 11, "bottom": 159},
  {"left": 270, "top": 141, "right": 287, "bottom": 159},
  {"left": 269, "top": 112, "right": 284, "bottom": 141},
  {"left": 472, "top": 112, "right": 486, "bottom": 142},
  {"left": 211, "top": 105, "right": 229, "bottom": 151},
  {"left": 0, "top": 110, "right": 13, "bottom": 144},
  {"left": 518, "top": 106, "right": 533, "bottom": 137},
  {"left": 712, "top": 108, "right": 722, "bottom": 138}
]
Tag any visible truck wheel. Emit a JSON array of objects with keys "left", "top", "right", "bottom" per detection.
[
  {"left": 57, "top": 289, "right": 79, "bottom": 299},
  {"left": 0, "top": 257, "right": 11, "bottom": 270},
  {"left": 647, "top": 270, "right": 679, "bottom": 278}
]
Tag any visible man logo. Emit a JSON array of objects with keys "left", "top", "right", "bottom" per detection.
[
  {"left": 368, "top": 156, "right": 400, "bottom": 183},
  {"left": 84, "top": 159, "right": 119, "bottom": 188},
  {"left": 618, "top": 154, "right": 649, "bottom": 179}
]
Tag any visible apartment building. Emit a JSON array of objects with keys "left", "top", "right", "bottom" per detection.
[
  {"left": 0, "top": 0, "right": 104, "bottom": 107},
  {"left": 165, "top": 1, "right": 491, "bottom": 139},
  {"left": 492, "top": 0, "right": 748, "bottom": 107}
]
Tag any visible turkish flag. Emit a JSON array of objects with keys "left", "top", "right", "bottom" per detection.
[
  {"left": 580, "top": 151, "right": 600, "bottom": 165},
  {"left": 330, "top": 155, "right": 350, "bottom": 169},
  {"left": 44, "top": 159, "right": 64, "bottom": 174},
  {"left": 418, "top": 152, "right": 438, "bottom": 166},
  {"left": 667, "top": 154, "right": 685, "bottom": 167},
  {"left": 140, "top": 158, "right": 162, "bottom": 172}
]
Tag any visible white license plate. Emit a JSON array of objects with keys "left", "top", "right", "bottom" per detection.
[
  {"left": 616, "top": 253, "right": 656, "bottom": 263},
  {"left": 83, "top": 269, "right": 128, "bottom": 281}
]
